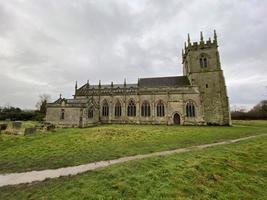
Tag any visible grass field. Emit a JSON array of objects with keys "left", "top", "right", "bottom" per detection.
[
  {"left": 0, "top": 120, "right": 267, "bottom": 174},
  {"left": 0, "top": 126, "right": 266, "bottom": 199}
]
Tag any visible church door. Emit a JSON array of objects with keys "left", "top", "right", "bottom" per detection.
[{"left": 173, "top": 113, "right": 180, "bottom": 125}]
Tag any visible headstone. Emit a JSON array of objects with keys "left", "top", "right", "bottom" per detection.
[
  {"left": 36, "top": 124, "right": 44, "bottom": 130},
  {"left": 44, "top": 122, "right": 51, "bottom": 126},
  {"left": 24, "top": 127, "right": 37, "bottom": 135},
  {"left": 13, "top": 121, "right": 22, "bottom": 129},
  {"left": 0, "top": 123, "right": 8, "bottom": 130},
  {"left": 47, "top": 124, "right": 55, "bottom": 131}
]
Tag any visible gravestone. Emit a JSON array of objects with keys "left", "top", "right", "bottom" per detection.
[
  {"left": 13, "top": 121, "right": 22, "bottom": 129},
  {"left": 46, "top": 124, "right": 55, "bottom": 131},
  {"left": 0, "top": 123, "right": 8, "bottom": 131},
  {"left": 24, "top": 127, "right": 37, "bottom": 135}
]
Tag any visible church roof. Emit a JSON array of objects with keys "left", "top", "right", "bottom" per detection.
[{"left": 139, "top": 76, "right": 190, "bottom": 88}]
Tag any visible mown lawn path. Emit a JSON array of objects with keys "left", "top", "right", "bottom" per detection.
[{"left": 1, "top": 134, "right": 266, "bottom": 187}]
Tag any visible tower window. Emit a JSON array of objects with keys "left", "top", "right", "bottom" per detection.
[
  {"left": 141, "top": 101, "right": 151, "bottom": 117},
  {"left": 203, "top": 57, "right": 208, "bottom": 68},
  {"left": 186, "top": 102, "right": 196, "bottom": 117},
  {"left": 206, "top": 84, "right": 208, "bottom": 88},
  {"left": 127, "top": 100, "right": 136, "bottom": 117},
  {"left": 199, "top": 55, "right": 208, "bottom": 68}
]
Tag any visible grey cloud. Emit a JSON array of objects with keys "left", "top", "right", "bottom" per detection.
[{"left": 0, "top": 0, "right": 266, "bottom": 109}]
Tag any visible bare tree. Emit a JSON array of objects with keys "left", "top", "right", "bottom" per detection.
[{"left": 36, "top": 94, "right": 50, "bottom": 114}]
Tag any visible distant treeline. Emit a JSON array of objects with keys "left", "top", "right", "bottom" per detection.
[
  {"left": 231, "top": 110, "right": 267, "bottom": 120},
  {"left": 0, "top": 107, "right": 45, "bottom": 121},
  {"left": 231, "top": 100, "right": 267, "bottom": 120},
  {"left": 0, "top": 94, "right": 48, "bottom": 121}
]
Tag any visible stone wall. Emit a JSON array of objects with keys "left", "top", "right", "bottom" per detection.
[
  {"left": 46, "top": 107, "right": 81, "bottom": 127},
  {"left": 46, "top": 87, "right": 205, "bottom": 127}
]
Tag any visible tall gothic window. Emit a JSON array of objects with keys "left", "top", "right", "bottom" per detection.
[
  {"left": 186, "top": 102, "right": 196, "bottom": 117},
  {"left": 114, "top": 100, "right": 122, "bottom": 117},
  {"left": 127, "top": 100, "right": 136, "bottom": 116},
  {"left": 60, "top": 109, "right": 65, "bottom": 120},
  {"left": 88, "top": 108, "right": 93, "bottom": 118},
  {"left": 157, "top": 100, "right": 165, "bottom": 117},
  {"left": 102, "top": 100, "right": 109, "bottom": 116},
  {"left": 199, "top": 55, "right": 208, "bottom": 68},
  {"left": 141, "top": 101, "right": 151, "bottom": 117}
]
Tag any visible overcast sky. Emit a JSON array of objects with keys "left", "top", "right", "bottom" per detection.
[{"left": 0, "top": 0, "right": 266, "bottom": 110}]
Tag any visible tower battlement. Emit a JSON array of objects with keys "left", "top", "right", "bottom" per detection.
[{"left": 182, "top": 30, "right": 218, "bottom": 63}]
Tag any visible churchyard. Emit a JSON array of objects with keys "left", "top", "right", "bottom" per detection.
[
  {"left": 0, "top": 120, "right": 266, "bottom": 199},
  {"left": 0, "top": 121, "right": 55, "bottom": 136}
]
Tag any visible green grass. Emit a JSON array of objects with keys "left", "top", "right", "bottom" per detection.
[
  {"left": 0, "top": 120, "right": 267, "bottom": 173},
  {"left": 21, "top": 121, "right": 38, "bottom": 128},
  {"left": 1, "top": 130, "right": 266, "bottom": 199}
]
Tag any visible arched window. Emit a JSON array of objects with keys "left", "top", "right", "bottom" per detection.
[
  {"left": 127, "top": 100, "right": 136, "bottom": 116},
  {"left": 102, "top": 100, "right": 109, "bottom": 116},
  {"left": 88, "top": 108, "right": 93, "bottom": 118},
  {"left": 141, "top": 101, "right": 150, "bottom": 117},
  {"left": 114, "top": 100, "right": 121, "bottom": 117},
  {"left": 199, "top": 55, "right": 208, "bottom": 68},
  {"left": 157, "top": 100, "right": 165, "bottom": 117},
  {"left": 186, "top": 102, "right": 196, "bottom": 117}
]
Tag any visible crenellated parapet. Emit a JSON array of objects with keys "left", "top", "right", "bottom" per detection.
[
  {"left": 75, "top": 82, "right": 138, "bottom": 97},
  {"left": 182, "top": 30, "right": 218, "bottom": 63},
  {"left": 74, "top": 76, "right": 197, "bottom": 97}
]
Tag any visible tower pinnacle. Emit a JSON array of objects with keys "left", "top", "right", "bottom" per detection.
[
  {"left": 187, "top": 33, "right": 191, "bottom": 45},
  {"left": 213, "top": 29, "right": 217, "bottom": 42},
  {"left": 200, "top": 31, "right": 204, "bottom": 42},
  {"left": 124, "top": 78, "right": 126, "bottom": 87}
]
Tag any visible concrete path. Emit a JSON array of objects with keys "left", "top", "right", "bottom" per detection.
[{"left": 0, "top": 134, "right": 265, "bottom": 187}]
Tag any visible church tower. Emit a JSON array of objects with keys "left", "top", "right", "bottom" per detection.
[{"left": 182, "top": 31, "right": 231, "bottom": 125}]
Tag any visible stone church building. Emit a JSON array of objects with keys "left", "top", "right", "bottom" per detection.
[{"left": 46, "top": 31, "right": 231, "bottom": 127}]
